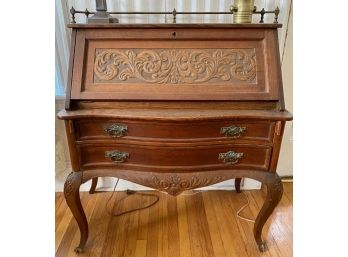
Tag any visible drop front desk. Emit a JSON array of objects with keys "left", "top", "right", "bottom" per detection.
[{"left": 58, "top": 23, "right": 292, "bottom": 253}]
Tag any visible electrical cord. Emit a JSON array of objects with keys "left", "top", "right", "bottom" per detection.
[
  {"left": 236, "top": 191, "right": 255, "bottom": 223},
  {"left": 105, "top": 178, "right": 159, "bottom": 217}
]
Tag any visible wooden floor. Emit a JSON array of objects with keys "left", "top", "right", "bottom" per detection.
[{"left": 56, "top": 183, "right": 292, "bottom": 257}]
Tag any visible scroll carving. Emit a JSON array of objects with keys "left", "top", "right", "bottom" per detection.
[
  {"left": 64, "top": 172, "right": 75, "bottom": 198},
  {"left": 94, "top": 49, "right": 256, "bottom": 84},
  {"left": 122, "top": 173, "right": 229, "bottom": 196},
  {"left": 64, "top": 172, "right": 83, "bottom": 198}
]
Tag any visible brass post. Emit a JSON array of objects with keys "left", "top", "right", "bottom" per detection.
[{"left": 232, "top": 0, "right": 255, "bottom": 23}]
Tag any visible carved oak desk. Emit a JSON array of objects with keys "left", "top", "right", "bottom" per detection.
[{"left": 58, "top": 23, "right": 292, "bottom": 253}]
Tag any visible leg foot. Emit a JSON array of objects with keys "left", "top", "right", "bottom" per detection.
[
  {"left": 74, "top": 247, "right": 84, "bottom": 253},
  {"left": 235, "top": 178, "right": 242, "bottom": 193},
  {"left": 64, "top": 172, "right": 88, "bottom": 252},
  {"left": 258, "top": 242, "right": 266, "bottom": 252},
  {"left": 253, "top": 173, "right": 283, "bottom": 252},
  {"left": 89, "top": 177, "right": 98, "bottom": 194}
]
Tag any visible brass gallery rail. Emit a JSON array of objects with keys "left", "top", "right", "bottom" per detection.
[{"left": 69, "top": 7, "right": 280, "bottom": 24}]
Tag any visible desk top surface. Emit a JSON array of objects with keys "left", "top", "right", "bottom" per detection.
[{"left": 68, "top": 23, "right": 282, "bottom": 29}]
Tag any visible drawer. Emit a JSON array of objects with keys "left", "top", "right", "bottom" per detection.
[
  {"left": 75, "top": 119, "right": 275, "bottom": 143},
  {"left": 77, "top": 143, "right": 272, "bottom": 172}
]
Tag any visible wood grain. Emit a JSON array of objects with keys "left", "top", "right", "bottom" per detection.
[{"left": 56, "top": 183, "right": 293, "bottom": 257}]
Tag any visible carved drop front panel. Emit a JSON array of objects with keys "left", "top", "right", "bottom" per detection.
[
  {"left": 93, "top": 48, "right": 257, "bottom": 85},
  {"left": 71, "top": 28, "right": 280, "bottom": 100}
]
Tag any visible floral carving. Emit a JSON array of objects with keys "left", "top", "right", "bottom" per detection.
[
  {"left": 64, "top": 172, "right": 75, "bottom": 198},
  {"left": 151, "top": 175, "right": 200, "bottom": 196},
  {"left": 121, "top": 173, "right": 229, "bottom": 196},
  {"left": 64, "top": 172, "right": 82, "bottom": 198},
  {"left": 94, "top": 49, "right": 256, "bottom": 84}
]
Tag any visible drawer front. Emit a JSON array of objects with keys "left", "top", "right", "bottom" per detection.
[
  {"left": 77, "top": 143, "right": 272, "bottom": 172},
  {"left": 75, "top": 119, "right": 275, "bottom": 143}
]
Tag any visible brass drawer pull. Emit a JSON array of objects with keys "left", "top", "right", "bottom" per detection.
[
  {"left": 220, "top": 125, "right": 246, "bottom": 138},
  {"left": 105, "top": 150, "right": 129, "bottom": 164},
  {"left": 104, "top": 124, "right": 128, "bottom": 138},
  {"left": 218, "top": 151, "right": 244, "bottom": 165}
]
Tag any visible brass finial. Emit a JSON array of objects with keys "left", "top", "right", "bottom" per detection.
[
  {"left": 84, "top": 8, "right": 90, "bottom": 17},
  {"left": 260, "top": 8, "right": 265, "bottom": 23},
  {"left": 274, "top": 6, "right": 280, "bottom": 23},
  {"left": 172, "top": 8, "right": 177, "bottom": 23},
  {"left": 70, "top": 6, "right": 76, "bottom": 23}
]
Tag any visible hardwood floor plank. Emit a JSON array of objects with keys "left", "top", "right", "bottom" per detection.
[
  {"left": 122, "top": 195, "right": 140, "bottom": 257},
  {"left": 201, "top": 192, "right": 227, "bottom": 257},
  {"left": 185, "top": 193, "right": 215, "bottom": 257},
  {"left": 282, "top": 183, "right": 293, "bottom": 205},
  {"left": 100, "top": 191, "right": 127, "bottom": 257},
  {"left": 109, "top": 192, "right": 134, "bottom": 257},
  {"left": 86, "top": 192, "right": 113, "bottom": 257},
  {"left": 55, "top": 193, "right": 64, "bottom": 216},
  {"left": 55, "top": 183, "right": 293, "bottom": 257},
  {"left": 176, "top": 195, "right": 193, "bottom": 257},
  {"left": 167, "top": 195, "right": 181, "bottom": 257},
  {"left": 156, "top": 192, "right": 168, "bottom": 257},
  {"left": 134, "top": 240, "right": 147, "bottom": 257},
  {"left": 145, "top": 191, "right": 160, "bottom": 257},
  {"left": 213, "top": 191, "right": 249, "bottom": 257},
  {"left": 55, "top": 193, "right": 69, "bottom": 232},
  {"left": 136, "top": 193, "right": 150, "bottom": 241}
]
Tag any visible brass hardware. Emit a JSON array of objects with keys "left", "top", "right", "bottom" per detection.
[
  {"left": 70, "top": 3, "right": 280, "bottom": 24},
  {"left": 232, "top": 0, "right": 255, "bottom": 24},
  {"left": 219, "top": 151, "right": 244, "bottom": 165},
  {"left": 105, "top": 150, "right": 129, "bottom": 163},
  {"left": 220, "top": 125, "right": 246, "bottom": 138},
  {"left": 104, "top": 124, "right": 128, "bottom": 137}
]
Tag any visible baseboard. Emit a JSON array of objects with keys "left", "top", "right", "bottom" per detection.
[
  {"left": 55, "top": 177, "right": 262, "bottom": 192},
  {"left": 281, "top": 175, "right": 293, "bottom": 182}
]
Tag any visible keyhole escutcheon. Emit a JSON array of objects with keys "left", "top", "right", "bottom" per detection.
[{"left": 172, "top": 31, "right": 176, "bottom": 39}]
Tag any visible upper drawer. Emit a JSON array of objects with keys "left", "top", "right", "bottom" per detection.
[
  {"left": 70, "top": 28, "right": 281, "bottom": 101},
  {"left": 74, "top": 119, "right": 275, "bottom": 143}
]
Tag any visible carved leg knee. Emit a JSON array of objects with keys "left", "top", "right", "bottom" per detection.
[
  {"left": 253, "top": 173, "right": 283, "bottom": 252},
  {"left": 89, "top": 177, "right": 98, "bottom": 194},
  {"left": 235, "top": 178, "right": 242, "bottom": 193},
  {"left": 64, "top": 172, "right": 88, "bottom": 253}
]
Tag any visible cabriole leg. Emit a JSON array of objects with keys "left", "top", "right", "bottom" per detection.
[
  {"left": 64, "top": 171, "right": 88, "bottom": 253},
  {"left": 89, "top": 177, "right": 98, "bottom": 194},
  {"left": 253, "top": 173, "right": 283, "bottom": 252},
  {"left": 235, "top": 178, "right": 242, "bottom": 193}
]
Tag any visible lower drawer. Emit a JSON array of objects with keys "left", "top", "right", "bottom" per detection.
[{"left": 77, "top": 143, "right": 272, "bottom": 172}]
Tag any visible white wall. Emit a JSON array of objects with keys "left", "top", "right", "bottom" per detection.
[{"left": 55, "top": 0, "right": 293, "bottom": 191}]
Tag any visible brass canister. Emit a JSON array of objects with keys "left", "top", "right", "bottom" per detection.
[{"left": 232, "top": 0, "right": 255, "bottom": 23}]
